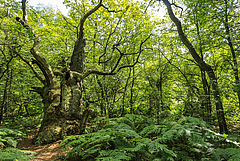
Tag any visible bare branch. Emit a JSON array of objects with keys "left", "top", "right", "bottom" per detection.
[
  {"left": 79, "top": 0, "right": 103, "bottom": 36},
  {"left": 22, "top": 0, "right": 27, "bottom": 21},
  {"left": 101, "top": 4, "right": 124, "bottom": 13},
  {"left": 144, "top": 0, "right": 154, "bottom": 14},
  {"left": 111, "top": 53, "right": 123, "bottom": 73},
  {"left": 62, "top": 16, "right": 79, "bottom": 37},
  {"left": 171, "top": 2, "right": 183, "bottom": 17},
  {"left": 16, "top": 0, "right": 55, "bottom": 86},
  {"left": 12, "top": 50, "right": 46, "bottom": 85},
  {"left": 194, "top": 126, "right": 240, "bottom": 147},
  {"left": 112, "top": 34, "right": 152, "bottom": 73},
  {"left": 71, "top": 34, "right": 151, "bottom": 81},
  {"left": 53, "top": 70, "right": 64, "bottom": 76},
  {"left": 62, "top": 16, "right": 78, "bottom": 29},
  {"left": 0, "top": 56, "right": 14, "bottom": 80},
  {"left": 71, "top": 69, "right": 115, "bottom": 81},
  {"left": 98, "top": 17, "right": 123, "bottom": 64},
  {"left": 175, "top": 53, "right": 199, "bottom": 66}
]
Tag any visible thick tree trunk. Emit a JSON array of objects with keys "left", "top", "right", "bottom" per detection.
[
  {"left": 14, "top": 1, "right": 105, "bottom": 145},
  {"left": 32, "top": 2, "right": 105, "bottom": 144},
  {"left": 163, "top": 0, "right": 228, "bottom": 133},
  {"left": 33, "top": 75, "right": 91, "bottom": 145},
  {"left": 16, "top": 0, "right": 150, "bottom": 144}
]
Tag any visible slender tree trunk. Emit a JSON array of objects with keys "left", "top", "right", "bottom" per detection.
[
  {"left": 157, "top": 74, "right": 164, "bottom": 110},
  {"left": 163, "top": 0, "right": 228, "bottom": 133},
  {"left": 201, "top": 70, "right": 212, "bottom": 121},
  {"left": 224, "top": 0, "right": 240, "bottom": 107},
  {"left": 130, "top": 67, "right": 135, "bottom": 114},
  {"left": 195, "top": 21, "right": 212, "bottom": 121},
  {"left": 97, "top": 76, "right": 106, "bottom": 116},
  {"left": 0, "top": 72, "right": 9, "bottom": 125},
  {"left": 121, "top": 70, "right": 131, "bottom": 117}
]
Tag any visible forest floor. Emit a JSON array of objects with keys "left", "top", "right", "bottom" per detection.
[{"left": 17, "top": 131, "right": 66, "bottom": 161}]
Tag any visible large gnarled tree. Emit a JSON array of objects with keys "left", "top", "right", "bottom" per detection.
[{"left": 13, "top": 0, "right": 150, "bottom": 144}]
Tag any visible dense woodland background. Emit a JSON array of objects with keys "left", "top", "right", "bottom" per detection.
[{"left": 0, "top": 0, "right": 240, "bottom": 160}]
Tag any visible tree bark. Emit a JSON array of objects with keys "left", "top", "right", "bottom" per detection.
[
  {"left": 16, "top": 1, "right": 103, "bottom": 145},
  {"left": 195, "top": 20, "right": 212, "bottom": 121},
  {"left": 15, "top": 0, "right": 151, "bottom": 144},
  {"left": 32, "top": 75, "right": 92, "bottom": 145},
  {"left": 201, "top": 70, "right": 212, "bottom": 121},
  {"left": 130, "top": 67, "right": 135, "bottom": 114},
  {"left": 0, "top": 71, "right": 9, "bottom": 125},
  {"left": 223, "top": 0, "right": 240, "bottom": 108},
  {"left": 162, "top": 0, "right": 228, "bottom": 134}
]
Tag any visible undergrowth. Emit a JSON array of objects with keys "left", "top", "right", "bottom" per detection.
[
  {"left": 0, "top": 115, "right": 41, "bottom": 160},
  {"left": 2, "top": 114, "right": 43, "bottom": 133},
  {"left": 0, "top": 127, "right": 36, "bottom": 160},
  {"left": 61, "top": 114, "right": 240, "bottom": 161},
  {"left": 0, "top": 148, "right": 36, "bottom": 160},
  {"left": 0, "top": 127, "right": 25, "bottom": 149}
]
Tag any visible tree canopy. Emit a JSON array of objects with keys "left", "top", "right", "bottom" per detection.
[{"left": 0, "top": 0, "right": 240, "bottom": 160}]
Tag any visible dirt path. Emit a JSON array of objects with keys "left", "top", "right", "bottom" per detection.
[{"left": 17, "top": 134, "right": 66, "bottom": 161}]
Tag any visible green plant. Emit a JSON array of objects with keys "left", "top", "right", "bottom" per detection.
[
  {"left": 61, "top": 114, "right": 240, "bottom": 160},
  {"left": 0, "top": 127, "right": 25, "bottom": 149},
  {"left": 211, "top": 148, "right": 240, "bottom": 161},
  {"left": 0, "top": 148, "right": 36, "bottom": 160},
  {"left": 2, "top": 114, "right": 43, "bottom": 133}
]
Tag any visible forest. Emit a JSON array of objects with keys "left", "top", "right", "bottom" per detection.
[{"left": 0, "top": 0, "right": 240, "bottom": 160}]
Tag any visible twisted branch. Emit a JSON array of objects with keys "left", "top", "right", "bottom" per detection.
[{"left": 16, "top": 1, "right": 55, "bottom": 85}]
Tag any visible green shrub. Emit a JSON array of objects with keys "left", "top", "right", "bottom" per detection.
[
  {"left": 0, "top": 148, "right": 36, "bottom": 160},
  {"left": 0, "top": 127, "right": 36, "bottom": 160},
  {"left": 211, "top": 148, "right": 240, "bottom": 161},
  {"left": 61, "top": 114, "right": 239, "bottom": 161},
  {"left": 0, "top": 127, "right": 25, "bottom": 149}
]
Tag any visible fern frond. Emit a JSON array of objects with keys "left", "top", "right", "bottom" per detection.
[
  {"left": 177, "top": 117, "right": 207, "bottom": 127},
  {"left": 82, "top": 144, "right": 102, "bottom": 159},
  {"left": 140, "top": 125, "right": 167, "bottom": 138},
  {"left": 97, "top": 149, "right": 133, "bottom": 161},
  {"left": 60, "top": 134, "right": 84, "bottom": 146},
  {"left": 125, "top": 142, "right": 147, "bottom": 152},
  {"left": 117, "top": 117, "right": 135, "bottom": 130},
  {"left": 0, "top": 127, "right": 26, "bottom": 148},
  {"left": 0, "top": 148, "right": 36, "bottom": 160}
]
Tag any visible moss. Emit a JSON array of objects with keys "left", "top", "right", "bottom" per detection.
[{"left": 34, "top": 123, "right": 63, "bottom": 145}]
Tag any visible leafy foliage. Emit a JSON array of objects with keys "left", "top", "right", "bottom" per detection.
[
  {"left": 61, "top": 114, "right": 239, "bottom": 160},
  {"left": 0, "top": 148, "right": 36, "bottom": 161},
  {"left": 1, "top": 0, "right": 240, "bottom": 160},
  {"left": 2, "top": 115, "right": 43, "bottom": 133},
  {"left": 211, "top": 148, "right": 240, "bottom": 161},
  {"left": 0, "top": 127, "right": 36, "bottom": 161},
  {"left": 0, "top": 127, "right": 25, "bottom": 149}
]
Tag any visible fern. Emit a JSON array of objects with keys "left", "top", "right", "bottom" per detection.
[
  {"left": 98, "top": 149, "right": 134, "bottom": 161},
  {"left": 211, "top": 148, "right": 240, "bottom": 161},
  {"left": 0, "top": 127, "right": 25, "bottom": 148},
  {"left": 0, "top": 147, "right": 36, "bottom": 160},
  {"left": 61, "top": 115, "right": 240, "bottom": 161}
]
